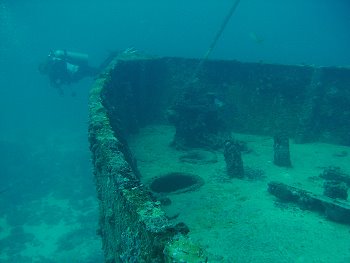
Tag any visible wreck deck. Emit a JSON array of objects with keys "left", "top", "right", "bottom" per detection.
[{"left": 128, "top": 124, "right": 350, "bottom": 262}]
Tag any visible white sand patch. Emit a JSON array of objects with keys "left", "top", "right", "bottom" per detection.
[{"left": 22, "top": 220, "right": 79, "bottom": 259}]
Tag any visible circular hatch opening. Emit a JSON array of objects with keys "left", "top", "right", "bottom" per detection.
[{"left": 150, "top": 172, "right": 204, "bottom": 194}]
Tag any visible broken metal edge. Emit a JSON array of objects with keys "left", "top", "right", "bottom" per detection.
[{"left": 268, "top": 181, "right": 350, "bottom": 225}]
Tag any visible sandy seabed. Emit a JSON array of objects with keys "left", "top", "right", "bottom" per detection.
[{"left": 0, "top": 130, "right": 103, "bottom": 263}]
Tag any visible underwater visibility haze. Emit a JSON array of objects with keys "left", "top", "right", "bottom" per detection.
[{"left": 1, "top": 0, "right": 350, "bottom": 262}]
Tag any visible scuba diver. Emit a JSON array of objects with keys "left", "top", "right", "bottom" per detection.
[{"left": 38, "top": 49, "right": 98, "bottom": 95}]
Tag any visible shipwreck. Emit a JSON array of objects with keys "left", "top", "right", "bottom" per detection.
[{"left": 89, "top": 53, "right": 350, "bottom": 262}]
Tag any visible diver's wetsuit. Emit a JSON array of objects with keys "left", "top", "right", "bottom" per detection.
[{"left": 48, "top": 56, "right": 97, "bottom": 93}]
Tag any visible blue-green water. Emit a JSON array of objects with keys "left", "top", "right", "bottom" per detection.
[{"left": 0, "top": 0, "right": 349, "bottom": 262}]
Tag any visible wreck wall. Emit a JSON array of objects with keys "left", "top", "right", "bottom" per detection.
[
  {"left": 103, "top": 57, "right": 350, "bottom": 145},
  {"left": 88, "top": 58, "right": 206, "bottom": 263}
]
